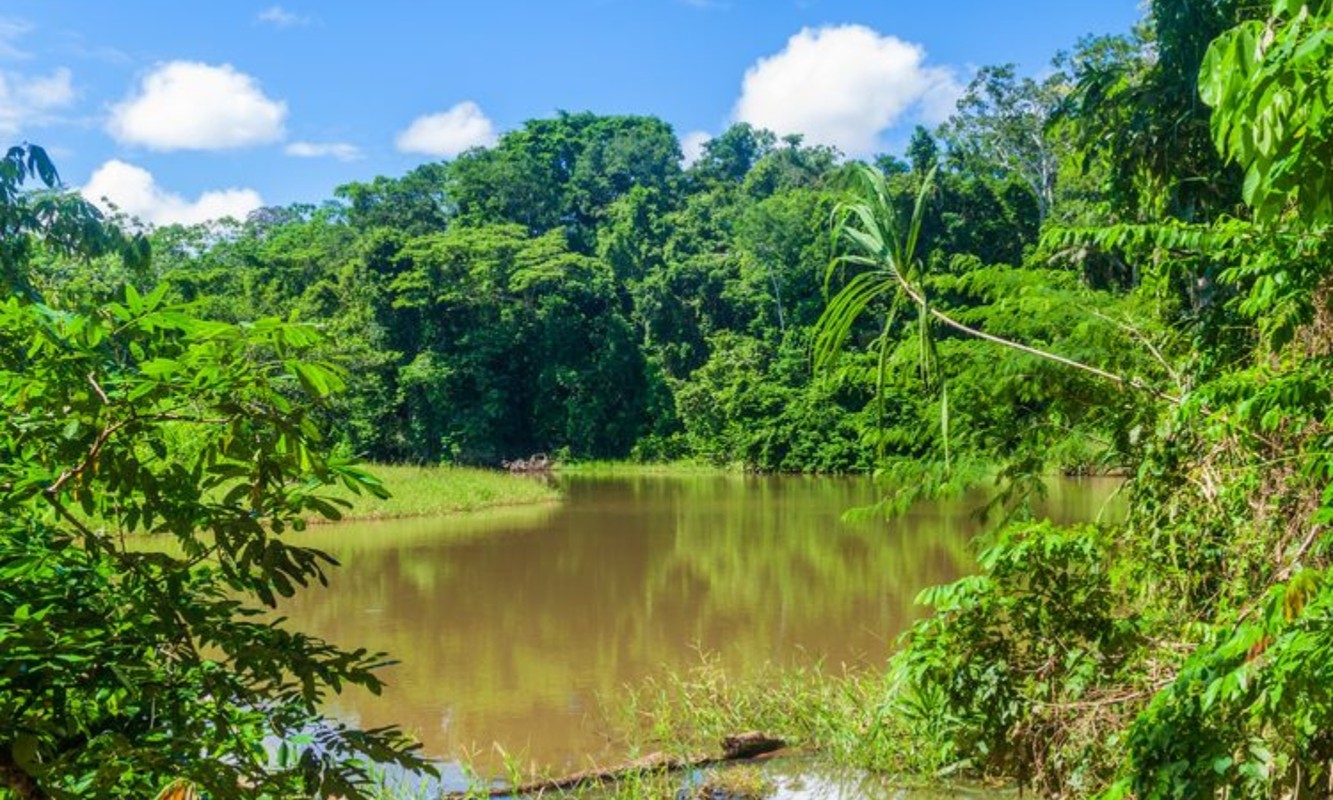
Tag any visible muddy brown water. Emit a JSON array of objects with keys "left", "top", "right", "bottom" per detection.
[{"left": 275, "top": 474, "right": 1120, "bottom": 787}]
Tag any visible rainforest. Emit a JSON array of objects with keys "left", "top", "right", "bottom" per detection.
[{"left": 5, "top": 0, "right": 1333, "bottom": 798}]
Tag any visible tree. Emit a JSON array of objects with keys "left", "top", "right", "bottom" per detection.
[
  {"left": 886, "top": 5, "right": 1333, "bottom": 795},
  {"left": 906, "top": 126, "right": 939, "bottom": 175},
  {"left": 0, "top": 145, "right": 147, "bottom": 296},
  {"left": 816, "top": 164, "right": 1172, "bottom": 500},
  {"left": 335, "top": 163, "right": 451, "bottom": 235},
  {"left": 448, "top": 112, "right": 682, "bottom": 250},
  {"left": 687, "top": 123, "right": 777, "bottom": 186},
  {"left": 1062, "top": 0, "right": 1259, "bottom": 220},
  {"left": 1201, "top": 0, "right": 1333, "bottom": 224},
  {"left": 735, "top": 187, "right": 834, "bottom": 335},
  {"left": 0, "top": 146, "right": 428, "bottom": 798},
  {"left": 741, "top": 134, "right": 838, "bottom": 199},
  {"left": 385, "top": 224, "right": 649, "bottom": 462},
  {"left": 940, "top": 65, "right": 1066, "bottom": 220}
]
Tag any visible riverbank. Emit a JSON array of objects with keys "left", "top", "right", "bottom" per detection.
[
  {"left": 555, "top": 459, "right": 735, "bottom": 476},
  {"left": 430, "top": 658, "right": 937, "bottom": 799},
  {"left": 313, "top": 464, "right": 561, "bottom": 523},
  {"left": 608, "top": 656, "right": 928, "bottom": 778}
]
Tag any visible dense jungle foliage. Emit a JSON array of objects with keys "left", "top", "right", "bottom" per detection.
[
  {"left": 6, "top": 0, "right": 1333, "bottom": 796},
  {"left": 41, "top": 98, "right": 1068, "bottom": 475}
]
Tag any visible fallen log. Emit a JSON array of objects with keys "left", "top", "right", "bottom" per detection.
[{"left": 443, "top": 732, "right": 786, "bottom": 798}]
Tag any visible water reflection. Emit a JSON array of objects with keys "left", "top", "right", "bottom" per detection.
[{"left": 277, "top": 475, "right": 1119, "bottom": 780}]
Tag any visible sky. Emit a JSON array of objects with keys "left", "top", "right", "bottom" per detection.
[{"left": 0, "top": 1, "right": 1143, "bottom": 226}]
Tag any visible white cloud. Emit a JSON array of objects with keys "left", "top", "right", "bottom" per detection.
[
  {"left": 107, "top": 61, "right": 287, "bottom": 151},
  {"left": 680, "top": 130, "right": 711, "bottom": 166},
  {"left": 0, "top": 17, "right": 33, "bottom": 60},
  {"left": 82, "top": 159, "right": 263, "bottom": 226},
  {"left": 0, "top": 67, "right": 75, "bottom": 136},
  {"left": 284, "top": 140, "right": 361, "bottom": 161},
  {"left": 257, "top": 6, "right": 311, "bottom": 28},
  {"left": 395, "top": 101, "right": 496, "bottom": 158},
  {"left": 732, "top": 25, "right": 962, "bottom": 156}
]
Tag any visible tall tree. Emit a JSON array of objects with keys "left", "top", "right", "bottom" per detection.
[
  {"left": 940, "top": 65, "right": 1067, "bottom": 220},
  {"left": 906, "top": 125, "right": 940, "bottom": 175}
]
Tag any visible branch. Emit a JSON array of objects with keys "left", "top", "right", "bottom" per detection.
[
  {"left": 86, "top": 372, "right": 109, "bottom": 404},
  {"left": 1087, "top": 309, "right": 1183, "bottom": 387},
  {"left": 890, "top": 272, "right": 1182, "bottom": 405},
  {"left": 1273, "top": 525, "right": 1323, "bottom": 584},
  {"left": 46, "top": 419, "right": 131, "bottom": 496},
  {"left": 43, "top": 494, "right": 108, "bottom": 554}
]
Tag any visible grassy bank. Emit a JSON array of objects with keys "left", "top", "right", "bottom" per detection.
[
  {"left": 427, "top": 657, "right": 934, "bottom": 799},
  {"left": 606, "top": 656, "right": 927, "bottom": 779},
  {"left": 316, "top": 464, "right": 561, "bottom": 523}
]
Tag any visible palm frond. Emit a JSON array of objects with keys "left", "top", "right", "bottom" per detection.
[
  {"left": 815, "top": 164, "right": 946, "bottom": 472},
  {"left": 813, "top": 270, "right": 895, "bottom": 371}
]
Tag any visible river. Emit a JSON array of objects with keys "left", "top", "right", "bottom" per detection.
[{"left": 276, "top": 474, "right": 1120, "bottom": 786}]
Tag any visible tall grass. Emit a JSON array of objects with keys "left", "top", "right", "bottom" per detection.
[
  {"left": 316, "top": 464, "right": 560, "bottom": 523},
  {"left": 607, "top": 654, "right": 942, "bottom": 779}
]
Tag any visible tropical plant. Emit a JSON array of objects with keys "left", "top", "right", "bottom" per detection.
[
  {"left": 815, "top": 164, "right": 1174, "bottom": 508},
  {"left": 884, "top": 3, "right": 1333, "bottom": 797},
  {"left": 0, "top": 146, "right": 430, "bottom": 799},
  {"left": 1201, "top": 0, "right": 1333, "bottom": 224},
  {"left": 815, "top": 165, "right": 946, "bottom": 466}
]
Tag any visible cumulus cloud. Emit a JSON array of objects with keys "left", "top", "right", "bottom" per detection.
[
  {"left": 395, "top": 101, "right": 496, "bottom": 158},
  {"left": 256, "top": 6, "right": 311, "bottom": 28},
  {"left": 107, "top": 61, "right": 287, "bottom": 150},
  {"left": 732, "top": 25, "right": 962, "bottom": 156},
  {"left": 0, "top": 67, "right": 75, "bottom": 135},
  {"left": 680, "top": 130, "right": 711, "bottom": 166},
  {"left": 82, "top": 159, "right": 263, "bottom": 226},
  {"left": 284, "top": 140, "right": 361, "bottom": 161}
]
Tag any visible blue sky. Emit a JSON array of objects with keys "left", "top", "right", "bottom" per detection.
[{"left": 1, "top": 1, "right": 1141, "bottom": 225}]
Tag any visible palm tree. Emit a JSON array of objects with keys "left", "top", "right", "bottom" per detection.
[{"left": 815, "top": 164, "right": 1176, "bottom": 472}]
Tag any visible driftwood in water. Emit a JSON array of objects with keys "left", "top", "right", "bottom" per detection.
[
  {"left": 502, "top": 453, "right": 553, "bottom": 474},
  {"left": 444, "top": 732, "right": 786, "bottom": 798}
]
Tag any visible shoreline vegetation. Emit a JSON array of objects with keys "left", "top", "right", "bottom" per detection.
[
  {"left": 608, "top": 658, "right": 909, "bottom": 774},
  {"left": 435, "top": 655, "right": 955, "bottom": 799},
  {"left": 317, "top": 464, "right": 562, "bottom": 524}
]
